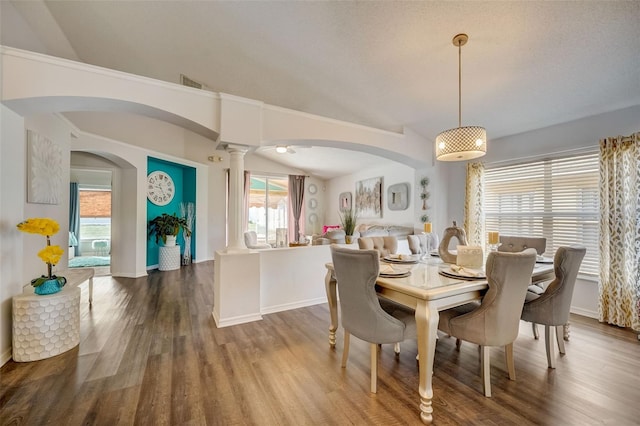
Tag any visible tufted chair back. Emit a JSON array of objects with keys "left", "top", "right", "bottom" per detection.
[
  {"left": 357, "top": 236, "right": 398, "bottom": 258},
  {"left": 498, "top": 236, "right": 547, "bottom": 255}
]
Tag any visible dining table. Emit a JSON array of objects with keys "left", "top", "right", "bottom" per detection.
[{"left": 324, "top": 256, "right": 554, "bottom": 424}]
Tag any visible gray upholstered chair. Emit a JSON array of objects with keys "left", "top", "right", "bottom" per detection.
[
  {"left": 407, "top": 233, "right": 439, "bottom": 255},
  {"left": 498, "top": 236, "right": 547, "bottom": 255},
  {"left": 357, "top": 236, "right": 398, "bottom": 258},
  {"left": 438, "top": 249, "right": 537, "bottom": 397},
  {"left": 243, "top": 231, "right": 271, "bottom": 249},
  {"left": 521, "top": 246, "right": 586, "bottom": 368},
  {"left": 330, "top": 246, "right": 416, "bottom": 393}
]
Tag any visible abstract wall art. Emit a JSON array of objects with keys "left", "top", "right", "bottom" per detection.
[{"left": 27, "top": 130, "right": 63, "bottom": 204}]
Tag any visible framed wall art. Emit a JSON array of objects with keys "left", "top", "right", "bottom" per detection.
[
  {"left": 355, "top": 176, "right": 383, "bottom": 218},
  {"left": 27, "top": 130, "right": 63, "bottom": 204},
  {"left": 387, "top": 182, "right": 409, "bottom": 211},
  {"left": 339, "top": 192, "right": 352, "bottom": 212}
]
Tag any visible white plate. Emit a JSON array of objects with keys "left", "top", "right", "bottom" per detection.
[
  {"left": 379, "top": 271, "right": 412, "bottom": 278},
  {"left": 383, "top": 255, "right": 418, "bottom": 264},
  {"left": 439, "top": 266, "right": 486, "bottom": 280}
]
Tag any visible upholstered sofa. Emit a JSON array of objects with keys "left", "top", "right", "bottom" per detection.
[
  {"left": 357, "top": 224, "right": 414, "bottom": 239},
  {"left": 312, "top": 229, "right": 346, "bottom": 245}
]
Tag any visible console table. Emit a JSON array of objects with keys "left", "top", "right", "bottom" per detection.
[{"left": 12, "top": 268, "right": 94, "bottom": 362}]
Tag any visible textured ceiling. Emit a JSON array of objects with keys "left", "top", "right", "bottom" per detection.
[{"left": 5, "top": 1, "right": 640, "bottom": 178}]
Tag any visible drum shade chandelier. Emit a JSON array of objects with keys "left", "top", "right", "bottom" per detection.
[{"left": 436, "top": 34, "right": 487, "bottom": 161}]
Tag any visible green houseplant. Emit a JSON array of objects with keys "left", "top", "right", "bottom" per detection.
[
  {"left": 148, "top": 213, "right": 191, "bottom": 246},
  {"left": 339, "top": 208, "right": 357, "bottom": 244}
]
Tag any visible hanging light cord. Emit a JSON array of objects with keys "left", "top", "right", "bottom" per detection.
[{"left": 458, "top": 38, "right": 462, "bottom": 128}]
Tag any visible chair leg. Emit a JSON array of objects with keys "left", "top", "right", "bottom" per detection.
[
  {"left": 341, "top": 332, "right": 350, "bottom": 368},
  {"left": 480, "top": 345, "right": 492, "bottom": 397},
  {"left": 556, "top": 325, "right": 566, "bottom": 354},
  {"left": 370, "top": 343, "right": 378, "bottom": 393},
  {"left": 505, "top": 343, "right": 516, "bottom": 381},
  {"left": 532, "top": 322, "right": 539, "bottom": 339},
  {"left": 394, "top": 342, "right": 400, "bottom": 354},
  {"left": 455, "top": 338, "right": 462, "bottom": 351},
  {"left": 545, "top": 325, "right": 556, "bottom": 369}
]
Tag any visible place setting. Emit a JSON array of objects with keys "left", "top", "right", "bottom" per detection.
[
  {"left": 382, "top": 253, "right": 419, "bottom": 264},
  {"left": 439, "top": 264, "right": 486, "bottom": 280},
  {"left": 378, "top": 262, "right": 412, "bottom": 278}
]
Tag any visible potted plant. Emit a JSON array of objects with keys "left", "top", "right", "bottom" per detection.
[
  {"left": 339, "top": 208, "right": 357, "bottom": 244},
  {"left": 148, "top": 213, "right": 191, "bottom": 246}
]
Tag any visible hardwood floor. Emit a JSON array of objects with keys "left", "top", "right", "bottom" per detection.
[{"left": 1, "top": 261, "right": 639, "bottom": 425}]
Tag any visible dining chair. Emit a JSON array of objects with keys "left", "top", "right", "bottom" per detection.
[
  {"left": 520, "top": 246, "right": 586, "bottom": 368},
  {"left": 407, "top": 233, "right": 440, "bottom": 255},
  {"left": 330, "top": 245, "right": 416, "bottom": 393},
  {"left": 357, "top": 236, "right": 398, "bottom": 258},
  {"left": 438, "top": 249, "right": 537, "bottom": 397},
  {"left": 498, "top": 236, "right": 547, "bottom": 255},
  {"left": 243, "top": 231, "right": 271, "bottom": 249}
]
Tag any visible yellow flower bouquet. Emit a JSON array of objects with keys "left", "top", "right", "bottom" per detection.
[{"left": 17, "top": 218, "right": 67, "bottom": 294}]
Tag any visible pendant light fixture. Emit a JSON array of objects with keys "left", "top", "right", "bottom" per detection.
[{"left": 435, "top": 34, "right": 487, "bottom": 161}]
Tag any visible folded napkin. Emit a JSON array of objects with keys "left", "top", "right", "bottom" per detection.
[
  {"left": 449, "top": 264, "right": 484, "bottom": 277},
  {"left": 387, "top": 254, "right": 401, "bottom": 259},
  {"left": 379, "top": 264, "right": 395, "bottom": 274}
]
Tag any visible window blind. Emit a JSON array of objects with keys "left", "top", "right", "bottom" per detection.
[{"left": 485, "top": 153, "right": 599, "bottom": 276}]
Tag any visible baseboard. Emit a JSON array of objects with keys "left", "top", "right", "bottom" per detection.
[
  {"left": 570, "top": 307, "right": 598, "bottom": 319},
  {"left": 1, "top": 347, "right": 12, "bottom": 366},
  {"left": 261, "top": 297, "right": 328, "bottom": 315},
  {"left": 212, "top": 311, "right": 263, "bottom": 328}
]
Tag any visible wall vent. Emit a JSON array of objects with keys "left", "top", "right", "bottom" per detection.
[{"left": 180, "top": 74, "right": 206, "bottom": 90}]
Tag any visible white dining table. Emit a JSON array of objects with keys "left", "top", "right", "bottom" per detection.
[{"left": 324, "top": 258, "right": 554, "bottom": 424}]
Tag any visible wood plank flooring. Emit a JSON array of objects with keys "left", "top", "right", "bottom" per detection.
[{"left": 1, "top": 261, "right": 639, "bottom": 425}]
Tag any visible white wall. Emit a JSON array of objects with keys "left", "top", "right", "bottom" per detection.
[
  {"left": 0, "top": 105, "right": 26, "bottom": 364},
  {"left": 0, "top": 108, "right": 73, "bottom": 364},
  {"left": 326, "top": 161, "right": 417, "bottom": 229}
]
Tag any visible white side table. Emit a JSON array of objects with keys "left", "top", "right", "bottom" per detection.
[
  {"left": 159, "top": 245, "right": 181, "bottom": 271},
  {"left": 12, "top": 286, "right": 81, "bottom": 362}
]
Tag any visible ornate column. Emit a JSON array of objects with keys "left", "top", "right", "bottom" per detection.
[{"left": 226, "top": 145, "right": 249, "bottom": 253}]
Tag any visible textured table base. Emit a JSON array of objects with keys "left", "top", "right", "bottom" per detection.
[{"left": 12, "top": 287, "right": 81, "bottom": 362}]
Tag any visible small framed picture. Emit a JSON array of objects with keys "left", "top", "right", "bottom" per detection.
[{"left": 339, "top": 192, "right": 352, "bottom": 212}]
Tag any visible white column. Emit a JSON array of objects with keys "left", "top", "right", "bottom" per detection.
[{"left": 226, "top": 146, "right": 249, "bottom": 253}]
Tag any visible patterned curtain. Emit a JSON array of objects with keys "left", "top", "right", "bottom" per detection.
[
  {"left": 464, "top": 162, "right": 485, "bottom": 247},
  {"left": 288, "top": 175, "right": 305, "bottom": 242},
  {"left": 599, "top": 132, "right": 640, "bottom": 331}
]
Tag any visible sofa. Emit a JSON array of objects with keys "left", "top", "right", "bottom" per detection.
[
  {"left": 357, "top": 224, "right": 414, "bottom": 239},
  {"left": 312, "top": 229, "right": 346, "bottom": 245}
]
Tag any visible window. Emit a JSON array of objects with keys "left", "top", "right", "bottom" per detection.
[
  {"left": 484, "top": 153, "right": 599, "bottom": 277},
  {"left": 79, "top": 188, "right": 112, "bottom": 246},
  {"left": 247, "top": 176, "right": 288, "bottom": 244}
]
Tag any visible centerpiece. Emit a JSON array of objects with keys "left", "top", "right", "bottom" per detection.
[{"left": 17, "top": 217, "right": 67, "bottom": 295}]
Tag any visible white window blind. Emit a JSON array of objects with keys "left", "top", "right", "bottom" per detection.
[{"left": 485, "top": 153, "right": 599, "bottom": 276}]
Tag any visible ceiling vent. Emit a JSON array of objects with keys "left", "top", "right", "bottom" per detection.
[{"left": 180, "top": 74, "right": 207, "bottom": 90}]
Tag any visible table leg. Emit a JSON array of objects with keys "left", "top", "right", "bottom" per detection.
[
  {"left": 88, "top": 276, "right": 94, "bottom": 307},
  {"left": 324, "top": 268, "right": 338, "bottom": 348},
  {"left": 416, "top": 301, "right": 439, "bottom": 424}
]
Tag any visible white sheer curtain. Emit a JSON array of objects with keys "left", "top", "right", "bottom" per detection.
[
  {"left": 464, "top": 162, "right": 485, "bottom": 247},
  {"left": 598, "top": 132, "right": 640, "bottom": 332}
]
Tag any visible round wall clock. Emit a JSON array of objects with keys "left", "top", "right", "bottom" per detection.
[{"left": 147, "top": 171, "right": 175, "bottom": 206}]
